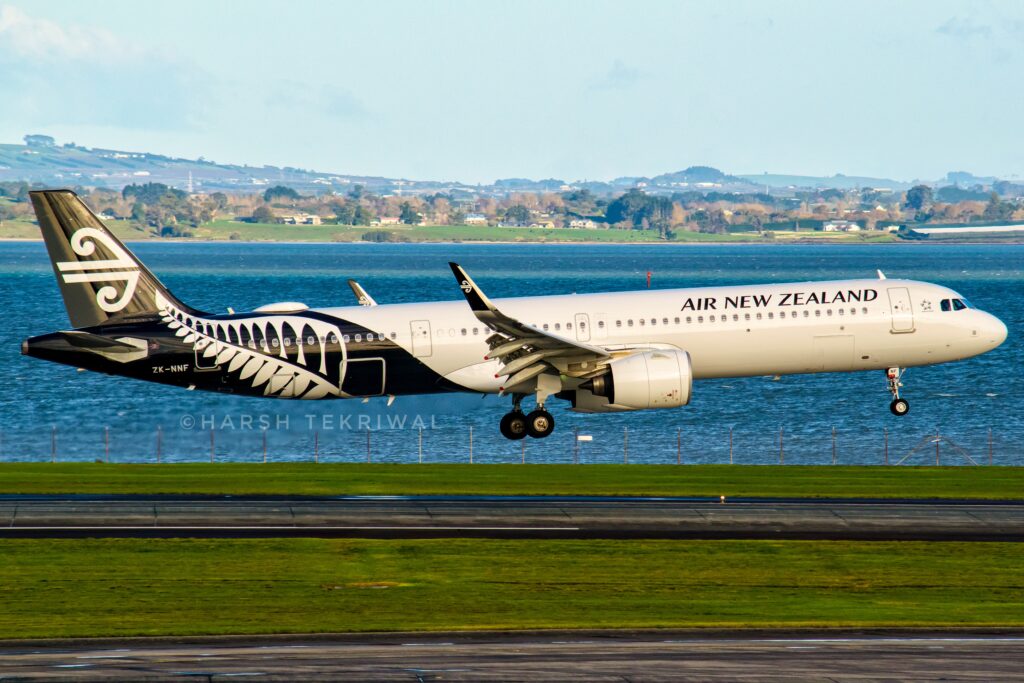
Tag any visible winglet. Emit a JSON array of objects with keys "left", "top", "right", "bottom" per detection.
[
  {"left": 877, "top": 269, "right": 887, "bottom": 280},
  {"left": 347, "top": 279, "right": 377, "bottom": 306},
  {"left": 449, "top": 262, "right": 496, "bottom": 314}
]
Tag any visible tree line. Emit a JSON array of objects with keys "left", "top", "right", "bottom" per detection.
[{"left": 1, "top": 180, "right": 1023, "bottom": 238}]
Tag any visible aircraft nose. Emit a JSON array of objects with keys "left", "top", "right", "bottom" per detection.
[{"left": 981, "top": 312, "right": 1008, "bottom": 349}]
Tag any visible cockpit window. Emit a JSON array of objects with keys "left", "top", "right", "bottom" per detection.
[{"left": 941, "top": 298, "right": 969, "bottom": 311}]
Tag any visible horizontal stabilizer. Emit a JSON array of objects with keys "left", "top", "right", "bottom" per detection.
[{"left": 59, "top": 331, "right": 145, "bottom": 352}]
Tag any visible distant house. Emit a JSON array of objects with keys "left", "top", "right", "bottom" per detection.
[
  {"left": 822, "top": 220, "right": 861, "bottom": 232},
  {"left": 379, "top": 216, "right": 401, "bottom": 225},
  {"left": 24, "top": 134, "right": 55, "bottom": 148},
  {"left": 568, "top": 218, "right": 598, "bottom": 229},
  {"left": 464, "top": 213, "right": 488, "bottom": 225},
  {"left": 278, "top": 213, "right": 322, "bottom": 225}
]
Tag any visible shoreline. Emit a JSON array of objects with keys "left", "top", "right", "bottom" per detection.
[{"left": 3, "top": 236, "right": 1024, "bottom": 246}]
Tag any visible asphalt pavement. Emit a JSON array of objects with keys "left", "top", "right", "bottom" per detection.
[
  {"left": 0, "top": 494, "right": 1021, "bottom": 540},
  {"left": 1, "top": 631, "right": 1022, "bottom": 681}
]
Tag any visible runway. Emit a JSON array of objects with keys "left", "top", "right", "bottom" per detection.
[
  {"left": 0, "top": 494, "right": 1021, "bottom": 540},
  {"left": 2, "top": 631, "right": 1023, "bottom": 681}
]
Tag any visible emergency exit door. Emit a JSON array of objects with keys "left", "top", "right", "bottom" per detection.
[{"left": 574, "top": 313, "right": 591, "bottom": 342}]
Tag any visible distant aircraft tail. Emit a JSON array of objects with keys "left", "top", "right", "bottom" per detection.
[{"left": 29, "top": 189, "right": 197, "bottom": 328}]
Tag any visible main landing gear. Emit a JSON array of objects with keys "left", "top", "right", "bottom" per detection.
[
  {"left": 499, "top": 394, "right": 555, "bottom": 440},
  {"left": 887, "top": 367, "right": 910, "bottom": 416}
]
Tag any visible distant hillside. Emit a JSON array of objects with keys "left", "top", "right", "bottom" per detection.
[
  {"left": 0, "top": 134, "right": 1009, "bottom": 197},
  {"left": 737, "top": 173, "right": 912, "bottom": 191},
  {"left": 0, "top": 135, "right": 455, "bottom": 195}
]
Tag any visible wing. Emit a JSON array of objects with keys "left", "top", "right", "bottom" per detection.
[
  {"left": 448, "top": 262, "right": 611, "bottom": 391},
  {"left": 347, "top": 279, "right": 378, "bottom": 306}
]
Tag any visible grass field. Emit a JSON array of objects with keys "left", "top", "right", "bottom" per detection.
[
  {"left": 0, "top": 215, "right": 993, "bottom": 245},
  {"left": 1, "top": 463, "right": 1021, "bottom": 498},
  {"left": 197, "top": 220, "right": 757, "bottom": 243},
  {"left": 0, "top": 216, "right": 152, "bottom": 241},
  {"left": 0, "top": 538, "right": 1020, "bottom": 638},
  {"left": 195, "top": 220, "right": 906, "bottom": 244}
]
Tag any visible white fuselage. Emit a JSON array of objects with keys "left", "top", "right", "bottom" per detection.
[{"left": 308, "top": 278, "right": 1008, "bottom": 395}]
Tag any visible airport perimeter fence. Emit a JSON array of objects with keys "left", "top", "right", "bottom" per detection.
[{"left": 0, "top": 423, "right": 1019, "bottom": 467}]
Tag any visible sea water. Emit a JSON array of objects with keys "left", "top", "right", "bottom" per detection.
[{"left": 1, "top": 241, "right": 1020, "bottom": 465}]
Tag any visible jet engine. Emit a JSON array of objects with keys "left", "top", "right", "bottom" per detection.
[{"left": 571, "top": 349, "right": 693, "bottom": 412}]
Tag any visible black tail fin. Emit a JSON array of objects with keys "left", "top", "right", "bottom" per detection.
[{"left": 30, "top": 189, "right": 195, "bottom": 328}]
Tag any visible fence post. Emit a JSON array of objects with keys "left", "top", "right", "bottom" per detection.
[
  {"left": 623, "top": 427, "right": 629, "bottom": 464},
  {"left": 988, "top": 428, "right": 993, "bottom": 466},
  {"left": 51, "top": 426, "right": 56, "bottom": 463},
  {"left": 935, "top": 427, "right": 940, "bottom": 466},
  {"left": 210, "top": 429, "right": 215, "bottom": 463},
  {"left": 262, "top": 429, "right": 267, "bottom": 464},
  {"left": 521, "top": 438, "right": 525, "bottom": 464},
  {"left": 677, "top": 428, "right": 682, "bottom": 465},
  {"left": 104, "top": 426, "right": 110, "bottom": 464},
  {"left": 366, "top": 430, "right": 371, "bottom": 463},
  {"left": 418, "top": 427, "right": 423, "bottom": 464},
  {"left": 884, "top": 427, "right": 889, "bottom": 465},
  {"left": 574, "top": 427, "right": 579, "bottom": 465},
  {"left": 314, "top": 431, "right": 319, "bottom": 464},
  {"left": 831, "top": 426, "right": 836, "bottom": 465},
  {"left": 779, "top": 426, "right": 784, "bottom": 465},
  {"left": 729, "top": 427, "right": 733, "bottom": 465},
  {"left": 469, "top": 426, "right": 474, "bottom": 464},
  {"left": 156, "top": 426, "right": 162, "bottom": 464}
]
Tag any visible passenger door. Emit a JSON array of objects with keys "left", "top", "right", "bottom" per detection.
[
  {"left": 887, "top": 287, "right": 915, "bottom": 333},
  {"left": 410, "top": 320, "right": 432, "bottom": 357}
]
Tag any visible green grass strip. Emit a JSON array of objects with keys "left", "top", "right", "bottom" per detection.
[
  {"left": 0, "top": 463, "right": 1022, "bottom": 499},
  {"left": 0, "top": 539, "right": 1021, "bottom": 638}
]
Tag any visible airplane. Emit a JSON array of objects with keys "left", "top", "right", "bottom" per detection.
[{"left": 22, "top": 190, "right": 1008, "bottom": 440}]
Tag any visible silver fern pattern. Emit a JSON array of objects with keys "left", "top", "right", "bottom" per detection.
[{"left": 156, "top": 292, "right": 345, "bottom": 399}]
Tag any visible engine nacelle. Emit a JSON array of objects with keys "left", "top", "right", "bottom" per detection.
[{"left": 573, "top": 349, "right": 693, "bottom": 412}]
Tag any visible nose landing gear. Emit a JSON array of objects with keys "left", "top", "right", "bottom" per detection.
[{"left": 887, "top": 367, "right": 910, "bottom": 416}]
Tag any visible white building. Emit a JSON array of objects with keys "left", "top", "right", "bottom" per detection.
[
  {"left": 278, "top": 213, "right": 322, "bottom": 225},
  {"left": 822, "top": 220, "right": 861, "bottom": 232}
]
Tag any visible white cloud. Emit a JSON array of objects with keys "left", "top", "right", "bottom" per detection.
[
  {"left": 263, "top": 80, "right": 369, "bottom": 121},
  {"left": 0, "top": 4, "right": 134, "bottom": 63},
  {"left": 935, "top": 16, "right": 993, "bottom": 39},
  {"left": 589, "top": 60, "right": 644, "bottom": 91},
  {"left": 0, "top": 4, "right": 206, "bottom": 131}
]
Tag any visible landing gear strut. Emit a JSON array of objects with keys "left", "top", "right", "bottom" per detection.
[
  {"left": 887, "top": 367, "right": 910, "bottom": 416},
  {"left": 499, "top": 387, "right": 556, "bottom": 440}
]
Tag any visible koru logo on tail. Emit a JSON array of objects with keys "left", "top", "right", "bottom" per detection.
[
  {"left": 460, "top": 279, "right": 472, "bottom": 294},
  {"left": 55, "top": 228, "right": 140, "bottom": 312}
]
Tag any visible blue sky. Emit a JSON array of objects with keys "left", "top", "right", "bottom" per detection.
[{"left": 1, "top": 1, "right": 1022, "bottom": 183}]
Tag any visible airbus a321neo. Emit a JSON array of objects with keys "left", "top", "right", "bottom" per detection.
[{"left": 23, "top": 190, "right": 1007, "bottom": 439}]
